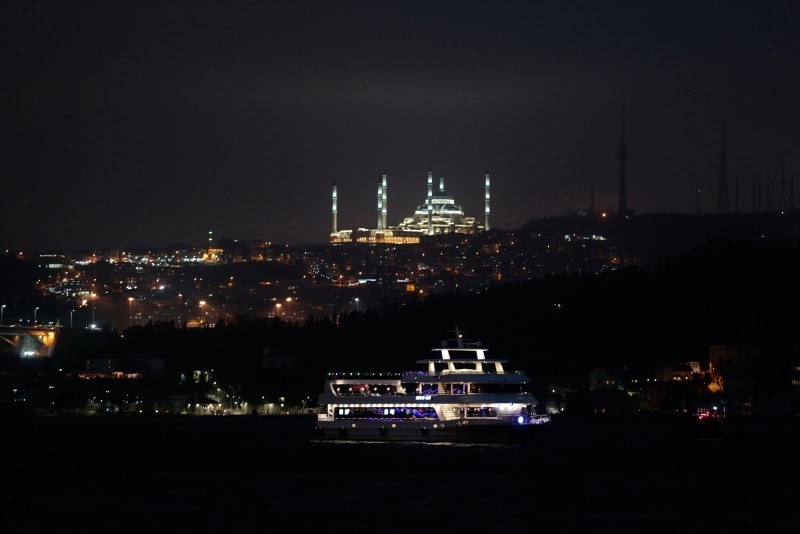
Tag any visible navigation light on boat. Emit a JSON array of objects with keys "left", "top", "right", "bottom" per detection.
[{"left": 517, "top": 415, "right": 525, "bottom": 424}]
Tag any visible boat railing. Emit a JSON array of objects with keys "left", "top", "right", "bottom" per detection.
[
  {"left": 331, "top": 392, "right": 405, "bottom": 397},
  {"left": 326, "top": 372, "right": 404, "bottom": 379},
  {"left": 401, "top": 370, "right": 528, "bottom": 378}
]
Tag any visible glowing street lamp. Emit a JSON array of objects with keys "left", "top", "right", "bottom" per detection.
[
  {"left": 1, "top": 304, "right": 5, "bottom": 326},
  {"left": 90, "top": 293, "right": 97, "bottom": 326},
  {"left": 178, "top": 293, "right": 183, "bottom": 326},
  {"left": 128, "top": 297, "right": 134, "bottom": 327},
  {"left": 199, "top": 300, "right": 206, "bottom": 324},
  {"left": 275, "top": 302, "right": 282, "bottom": 317},
  {"left": 34, "top": 306, "right": 39, "bottom": 325},
  {"left": 354, "top": 297, "right": 359, "bottom": 312},
  {"left": 70, "top": 309, "right": 75, "bottom": 328}
]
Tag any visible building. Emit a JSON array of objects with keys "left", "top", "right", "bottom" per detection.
[
  {"left": 709, "top": 345, "right": 794, "bottom": 418},
  {"left": 203, "top": 223, "right": 223, "bottom": 263},
  {"left": 330, "top": 166, "right": 491, "bottom": 244}
]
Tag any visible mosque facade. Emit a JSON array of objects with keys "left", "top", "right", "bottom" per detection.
[{"left": 330, "top": 166, "right": 490, "bottom": 244}]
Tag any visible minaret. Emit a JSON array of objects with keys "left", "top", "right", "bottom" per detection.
[
  {"left": 427, "top": 164, "right": 434, "bottom": 235},
  {"left": 616, "top": 108, "right": 628, "bottom": 216},
  {"left": 716, "top": 129, "right": 729, "bottom": 213},
  {"left": 377, "top": 181, "right": 383, "bottom": 230},
  {"left": 439, "top": 175, "right": 445, "bottom": 193},
  {"left": 381, "top": 174, "right": 388, "bottom": 229},
  {"left": 780, "top": 156, "right": 786, "bottom": 211},
  {"left": 208, "top": 219, "right": 214, "bottom": 252},
  {"left": 427, "top": 200, "right": 433, "bottom": 235},
  {"left": 427, "top": 164, "right": 433, "bottom": 200},
  {"left": 485, "top": 169, "right": 491, "bottom": 231},
  {"left": 331, "top": 184, "right": 338, "bottom": 233}
]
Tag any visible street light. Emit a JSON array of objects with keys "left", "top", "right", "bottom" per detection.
[
  {"left": 275, "top": 302, "right": 282, "bottom": 318},
  {"left": 354, "top": 297, "right": 360, "bottom": 312},
  {"left": 128, "top": 297, "right": 134, "bottom": 327},
  {"left": 91, "top": 293, "right": 97, "bottom": 326},
  {"left": 178, "top": 293, "right": 183, "bottom": 326},
  {"left": 70, "top": 309, "right": 75, "bottom": 328},
  {"left": 1, "top": 304, "right": 5, "bottom": 326},
  {"left": 34, "top": 306, "right": 39, "bottom": 325},
  {"left": 199, "top": 300, "right": 206, "bottom": 325}
]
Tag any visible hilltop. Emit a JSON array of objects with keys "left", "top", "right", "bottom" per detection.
[{"left": 522, "top": 211, "right": 800, "bottom": 263}]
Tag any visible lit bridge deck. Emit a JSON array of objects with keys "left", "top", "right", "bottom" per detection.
[{"left": 0, "top": 326, "right": 58, "bottom": 358}]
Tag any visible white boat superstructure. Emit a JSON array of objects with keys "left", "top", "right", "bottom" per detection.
[{"left": 315, "top": 330, "right": 550, "bottom": 442}]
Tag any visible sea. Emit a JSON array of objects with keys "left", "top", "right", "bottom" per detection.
[{"left": 1, "top": 416, "right": 798, "bottom": 533}]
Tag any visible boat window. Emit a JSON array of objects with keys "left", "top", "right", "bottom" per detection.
[
  {"left": 469, "top": 383, "right": 525, "bottom": 394},
  {"left": 333, "top": 407, "right": 439, "bottom": 420},
  {"left": 401, "top": 383, "right": 419, "bottom": 395},
  {"left": 421, "top": 383, "right": 438, "bottom": 395},
  {"left": 451, "top": 383, "right": 465, "bottom": 394},
  {"left": 333, "top": 384, "right": 397, "bottom": 396},
  {"left": 466, "top": 407, "right": 496, "bottom": 417}
]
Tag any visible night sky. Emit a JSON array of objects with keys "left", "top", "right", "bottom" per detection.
[{"left": 2, "top": 1, "right": 799, "bottom": 251}]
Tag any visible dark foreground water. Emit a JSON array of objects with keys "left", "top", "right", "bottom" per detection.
[{"left": 1, "top": 416, "right": 799, "bottom": 533}]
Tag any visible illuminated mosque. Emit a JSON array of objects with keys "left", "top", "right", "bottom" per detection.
[
  {"left": 331, "top": 166, "right": 491, "bottom": 244},
  {"left": 203, "top": 221, "right": 223, "bottom": 263}
]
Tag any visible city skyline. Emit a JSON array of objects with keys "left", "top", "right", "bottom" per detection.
[{"left": 3, "top": 1, "right": 799, "bottom": 250}]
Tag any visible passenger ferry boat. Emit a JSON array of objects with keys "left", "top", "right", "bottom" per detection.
[{"left": 315, "top": 329, "right": 550, "bottom": 442}]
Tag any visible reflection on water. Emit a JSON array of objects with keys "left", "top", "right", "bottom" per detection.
[
  {"left": 2, "top": 416, "right": 799, "bottom": 532},
  {"left": 313, "top": 438, "right": 512, "bottom": 449}
]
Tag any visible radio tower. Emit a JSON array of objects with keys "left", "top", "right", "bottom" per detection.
[
  {"left": 766, "top": 167, "right": 773, "bottom": 211},
  {"left": 790, "top": 159, "right": 796, "bottom": 210},
  {"left": 696, "top": 187, "right": 702, "bottom": 215},
  {"left": 780, "top": 156, "right": 786, "bottom": 211},
  {"left": 716, "top": 129, "right": 730, "bottom": 213},
  {"left": 758, "top": 179, "right": 762, "bottom": 212},
  {"left": 617, "top": 108, "right": 628, "bottom": 216}
]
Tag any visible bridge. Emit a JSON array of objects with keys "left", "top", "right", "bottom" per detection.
[{"left": 0, "top": 326, "right": 58, "bottom": 358}]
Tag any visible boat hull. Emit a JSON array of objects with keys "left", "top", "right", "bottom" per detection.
[{"left": 314, "top": 421, "right": 546, "bottom": 443}]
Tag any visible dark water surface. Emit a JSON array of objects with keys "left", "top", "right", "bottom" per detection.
[{"left": 1, "top": 416, "right": 798, "bottom": 532}]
